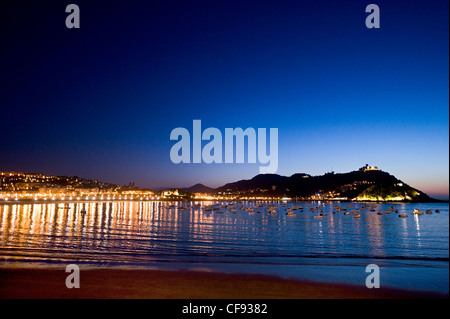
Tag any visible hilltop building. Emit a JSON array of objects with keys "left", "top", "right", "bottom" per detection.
[{"left": 359, "top": 164, "right": 379, "bottom": 172}]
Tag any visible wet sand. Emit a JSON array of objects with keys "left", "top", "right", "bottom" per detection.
[{"left": 0, "top": 267, "right": 446, "bottom": 299}]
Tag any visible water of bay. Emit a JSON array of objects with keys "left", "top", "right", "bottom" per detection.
[{"left": 0, "top": 200, "right": 448, "bottom": 293}]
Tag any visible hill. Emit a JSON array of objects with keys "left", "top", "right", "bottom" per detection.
[
  {"left": 210, "top": 169, "right": 436, "bottom": 202},
  {"left": 183, "top": 183, "right": 216, "bottom": 194}
]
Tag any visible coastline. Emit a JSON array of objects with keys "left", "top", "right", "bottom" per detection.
[
  {"left": 0, "top": 267, "right": 447, "bottom": 299},
  {"left": 0, "top": 198, "right": 447, "bottom": 205}
]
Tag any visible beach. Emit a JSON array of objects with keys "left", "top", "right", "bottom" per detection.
[
  {"left": 0, "top": 267, "right": 446, "bottom": 299},
  {"left": 0, "top": 201, "right": 448, "bottom": 296}
]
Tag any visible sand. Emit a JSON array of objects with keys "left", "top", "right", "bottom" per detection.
[{"left": 0, "top": 267, "right": 447, "bottom": 299}]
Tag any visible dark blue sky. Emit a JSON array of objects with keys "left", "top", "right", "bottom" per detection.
[{"left": 1, "top": 0, "right": 448, "bottom": 199}]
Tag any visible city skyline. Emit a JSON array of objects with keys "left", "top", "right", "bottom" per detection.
[
  {"left": 1, "top": 1, "right": 448, "bottom": 200},
  {"left": 0, "top": 164, "right": 444, "bottom": 203}
]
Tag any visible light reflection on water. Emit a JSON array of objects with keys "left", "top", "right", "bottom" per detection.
[{"left": 0, "top": 201, "right": 448, "bottom": 292}]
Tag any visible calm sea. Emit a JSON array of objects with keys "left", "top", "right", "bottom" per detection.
[{"left": 0, "top": 200, "right": 448, "bottom": 293}]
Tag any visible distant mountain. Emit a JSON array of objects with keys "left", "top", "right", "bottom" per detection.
[
  {"left": 183, "top": 183, "right": 216, "bottom": 194},
  {"left": 209, "top": 169, "right": 436, "bottom": 202}
]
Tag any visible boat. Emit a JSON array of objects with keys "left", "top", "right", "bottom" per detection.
[{"left": 286, "top": 212, "right": 296, "bottom": 217}]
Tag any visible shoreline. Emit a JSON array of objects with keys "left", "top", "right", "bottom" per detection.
[
  {"left": 0, "top": 199, "right": 447, "bottom": 205},
  {"left": 0, "top": 267, "right": 447, "bottom": 299}
]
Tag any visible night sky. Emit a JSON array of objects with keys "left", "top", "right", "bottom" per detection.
[{"left": 1, "top": 0, "right": 448, "bottom": 199}]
